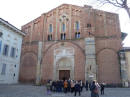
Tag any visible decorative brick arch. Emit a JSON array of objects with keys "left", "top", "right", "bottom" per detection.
[
  {"left": 97, "top": 48, "right": 121, "bottom": 84},
  {"left": 43, "top": 41, "right": 85, "bottom": 57},
  {"left": 42, "top": 41, "right": 86, "bottom": 81},
  {"left": 21, "top": 51, "right": 37, "bottom": 57},
  {"left": 96, "top": 48, "right": 117, "bottom": 55},
  {"left": 19, "top": 52, "right": 37, "bottom": 83}
]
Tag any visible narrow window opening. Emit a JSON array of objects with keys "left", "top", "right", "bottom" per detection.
[
  {"left": 61, "top": 33, "right": 66, "bottom": 40},
  {"left": 76, "top": 21, "right": 80, "bottom": 31},
  {"left": 61, "top": 33, "right": 63, "bottom": 40},
  {"left": 87, "top": 24, "right": 91, "bottom": 28},
  {"left": 78, "top": 32, "right": 80, "bottom": 38},
  {"left": 1, "top": 64, "right": 6, "bottom": 75},
  {"left": 10, "top": 47, "right": 16, "bottom": 58},
  {"left": 3, "top": 44, "right": 9, "bottom": 56},
  {"left": 49, "top": 24, "right": 53, "bottom": 33},
  {"left": 62, "top": 23, "right": 65, "bottom": 32},
  {"left": 75, "top": 32, "right": 80, "bottom": 39},
  {"left": 90, "top": 65, "right": 91, "bottom": 71},
  {"left": 48, "top": 34, "right": 52, "bottom": 41},
  {"left": 64, "top": 33, "right": 66, "bottom": 40},
  {"left": 75, "top": 32, "right": 77, "bottom": 38},
  {"left": 88, "top": 32, "right": 91, "bottom": 35}
]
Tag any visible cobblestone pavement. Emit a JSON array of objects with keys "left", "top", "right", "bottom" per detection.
[{"left": 0, "top": 84, "right": 130, "bottom": 97}]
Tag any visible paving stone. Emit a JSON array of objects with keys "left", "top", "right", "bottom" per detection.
[{"left": 0, "top": 84, "right": 130, "bottom": 97}]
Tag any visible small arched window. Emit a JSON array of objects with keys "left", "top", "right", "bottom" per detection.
[
  {"left": 62, "top": 23, "right": 65, "bottom": 32},
  {"left": 48, "top": 34, "right": 52, "bottom": 41},
  {"left": 87, "top": 24, "right": 91, "bottom": 28},
  {"left": 75, "top": 21, "right": 80, "bottom": 31},
  {"left": 61, "top": 33, "right": 66, "bottom": 40},
  {"left": 75, "top": 32, "right": 80, "bottom": 39},
  {"left": 49, "top": 24, "right": 53, "bottom": 33},
  {"left": 78, "top": 32, "right": 80, "bottom": 38}
]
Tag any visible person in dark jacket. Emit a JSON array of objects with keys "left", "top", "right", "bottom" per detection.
[
  {"left": 59, "top": 80, "right": 63, "bottom": 92},
  {"left": 74, "top": 81, "right": 81, "bottom": 96},
  {"left": 100, "top": 83, "right": 105, "bottom": 95},
  {"left": 67, "top": 80, "right": 71, "bottom": 92},
  {"left": 90, "top": 81, "right": 99, "bottom": 97},
  {"left": 89, "top": 81, "right": 92, "bottom": 91},
  {"left": 52, "top": 81, "right": 56, "bottom": 92},
  {"left": 86, "top": 80, "right": 89, "bottom": 91},
  {"left": 80, "top": 80, "right": 83, "bottom": 92}
]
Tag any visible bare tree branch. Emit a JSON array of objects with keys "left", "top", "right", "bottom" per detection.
[
  {"left": 106, "top": 0, "right": 122, "bottom": 7},
  {"left": 89, "top": 0, "right": 130, "bottom": 19}
]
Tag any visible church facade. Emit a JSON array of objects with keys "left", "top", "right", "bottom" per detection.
[{"left": 20, "top": 4, "right": 122, "bottom": 85}]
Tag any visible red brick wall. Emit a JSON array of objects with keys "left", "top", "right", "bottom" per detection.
[
  {"left": 94, "top": 10, "right": 122, "bottom": 83},
  {"left": 19, "top": 52, "right": 37, "bottom": 83},
  {"left": 19, "top": 43, "right": 38, "bottom": 83},
  {"left": 97, "top": 49, "right": 121, "bottom": 84}
]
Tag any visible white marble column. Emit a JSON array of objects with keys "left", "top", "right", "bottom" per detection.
[
  {"left": 84, "top": 37, "right": 97, "bottom": 82},
  {"left": 36, "top": 41, "right": 43, "bottom": 85}
]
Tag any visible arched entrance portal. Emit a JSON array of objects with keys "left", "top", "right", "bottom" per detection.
[
  {"left": 57, "top": 57, "right": 72, "bottom": 80},
  {"left": 53, "top": 47, "right": 74, "bottom": 80}
]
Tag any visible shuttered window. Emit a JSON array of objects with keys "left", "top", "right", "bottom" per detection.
[{"left": 1, "top": 64, "right": 6, "bottom": 75}]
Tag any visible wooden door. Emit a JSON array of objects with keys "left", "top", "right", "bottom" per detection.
[{"left": 59, "top": 70, "right": 70, "bottom": 80}]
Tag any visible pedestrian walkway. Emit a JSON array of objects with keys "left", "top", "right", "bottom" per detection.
[{"left": 0, "top": 84, "right": 130, "bottom": 97}]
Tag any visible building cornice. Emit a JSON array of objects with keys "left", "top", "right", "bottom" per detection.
[{"left": 0, "top": 18, "right": 26, "bottom": 36}]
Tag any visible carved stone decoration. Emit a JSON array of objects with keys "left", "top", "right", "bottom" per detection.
[
  {"left": 53, "top": 47, "right": 74, "bottom": 80},
  {"left": 59, "top": 13, "right": 69, "bottom": 22},
  {"left": 84, "top": 37, "right": 97, "bottom": 82}
]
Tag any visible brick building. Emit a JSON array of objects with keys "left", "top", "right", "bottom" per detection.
[{"left": 20, "top": 4, "right": 122, "bottom": 85}]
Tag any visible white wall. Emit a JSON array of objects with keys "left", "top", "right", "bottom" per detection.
[
  {"left": 126, "top": 52, "right": 130, "bottom": 83},
  {"left": 0, "top": 24, "right": 23, "bottom": 84}
]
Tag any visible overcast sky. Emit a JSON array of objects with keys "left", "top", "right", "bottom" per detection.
[{"left": 0, "top": 0, "right": 129, "bottom": 46}]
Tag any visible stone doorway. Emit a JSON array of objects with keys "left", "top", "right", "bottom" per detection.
[
  {"left": 59, "top": 70, "right": 70, "bottom": 80},
  {"left": 54, "top": 47, "right": 74, "bottom": 80}
]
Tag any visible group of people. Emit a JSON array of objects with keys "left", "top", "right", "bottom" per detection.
[
  {"left": 46, "top": 80, "right": 84, "bottom": 96},
  {"left": 46, "top": 79, "right": 105, "bottom": 97}
]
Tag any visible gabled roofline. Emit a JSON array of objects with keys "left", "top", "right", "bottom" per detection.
[
  {"left": 0, "top": 18, "right": 26, "bottom": 36},
  {"left": 42, "top": 3, "right": 82, "bottom": 15},
  {"left": 22, "top": 3, "right": 120, "bottom": 28}
]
